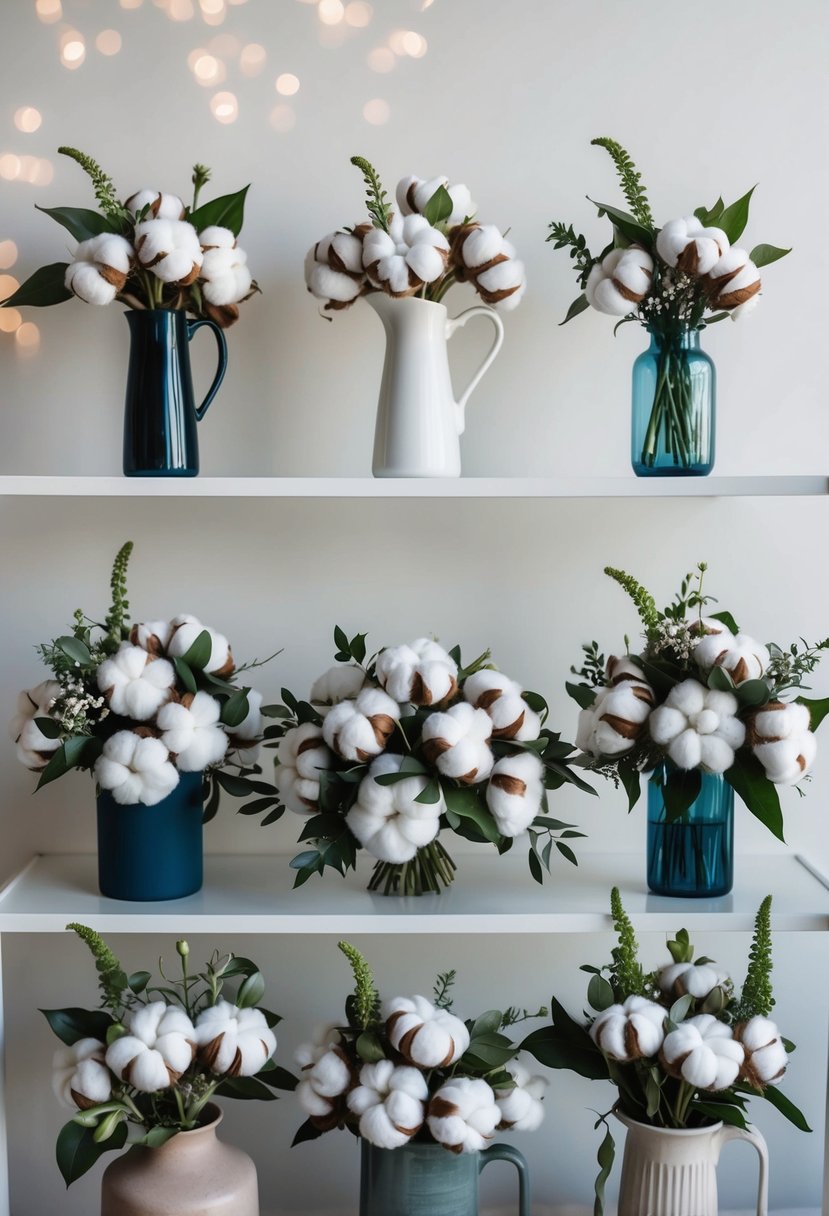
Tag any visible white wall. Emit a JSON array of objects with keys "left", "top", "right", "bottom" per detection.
[{"left": 0, "top": 1, "right": 828, "bottom": 1212}]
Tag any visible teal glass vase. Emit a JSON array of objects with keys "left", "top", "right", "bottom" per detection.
[
  {"left": 646, "top": 764, "right": 734, "bottom": 897},
  {"left": 359, "top": 1140, "right": 530, "bottom": 1216},
  {"left": 631, "top": 329, "right": 715, "bottom": 476}
]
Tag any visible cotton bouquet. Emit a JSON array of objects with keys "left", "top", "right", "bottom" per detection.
[
  {"left": 10, "top": 542, "right": 275, "bottom": 815},
  {"left": 294, "top": 941, "right": 546, "bottom": 1156},
  {"left": 521, "top": 890, "right": 808, "bottom": 1211},
  {"left": 549, "top": 137, "right": 789, "bottom": 470},
  {"left": 251, "top": 627, "right": 592, "bottom": 894},
  {"left": 44, "top": 925, "right": 294, "bottom": 1185},
  {"left": 2, "top": 147, "right": 256, "bottom": 327},
  {"left": 305, "top": 156, "right": 525, "bottom": 312},
  {"left": 568, "top": 564, "right": 828, "bottom": 840}
]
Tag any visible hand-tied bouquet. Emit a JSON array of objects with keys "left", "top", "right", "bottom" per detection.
[
  {"left": 521, "top": 890, "right": 808, "bottom": 1212},
  {"left": 254, "top": 628, "right": 591, "bottom": 894},
  {"left": 294, "top": 941, "right": 547, "bottom": 1155},
  {"left": 2, "top": 147, "right": 256, "bottom": 327},
  {"left": 44, "top": 925, "right": 294, "bottom": 1185},
  {"left": 549, "top": 137, "right": 790, "bottom": 470},
  {"left": 10, "top": 542, "right": 276, "bottom": 816},
  {"left": 568, "top": 564, "right": 828, "bottom": 839},
  {"left": 304, "top": 156, "right": 525, "bottom": 313}
]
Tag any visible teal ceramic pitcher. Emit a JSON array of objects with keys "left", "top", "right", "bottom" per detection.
[{"left": 359, "top": 1140, "right": 530, "bottom": 1216}]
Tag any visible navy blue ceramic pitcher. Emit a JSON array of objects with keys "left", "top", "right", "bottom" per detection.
[{"left": 123, "top": 308, "right": 227, "bottom": 477}]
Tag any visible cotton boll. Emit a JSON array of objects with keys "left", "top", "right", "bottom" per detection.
[
  {"left": 199, "top": 225, "right": 237, "bottom": 250},
  {"left": 363, "top": 213, "right": 449, "bottom": 297},
  {"left": 661, "top": 1014, "right": 743, "bottom": 1091},
  {"left": 428, "top": 1077, "right": 500, "bottom": 1153},
  {"left": 106, "top": 1002, "right": 195, "bottom": 1092},
  {"left": 310, "top": 664, "right": 369, "bottom": 709},
  {"left": 590, "top": 995, "right": 666, "bottom": 1062},
  {"left": 712, "top": 260, "right": 761, "bottom": 311},
  {"left": 396, "top": 175, "right": 475, "bottom": 227},
  {"left": 52, "top": 1038, "right": 111, "bottom": 1109},
  {"left": 305, "top": 227, "right": 369, "bottom": 310},
  {"left": 94, "top": 731, "right": 179, "bottom": 807},
  {"left": 649, "top": 680, "right": 743, "bottom": 773},
  {"left": 345, "top": 753, "right": 443, "bottom": 863},
  {"left": 168, "top": 614, "right": 234, "bottom": 676},
  {"left": 157, "top": 691, "right": 229, "bottom": 771},
  {"left": 65, "top": 232, "right": 134, "bottom": 304},
  {"left": 228, "top": 688, "right": 264, "bottom": 742},
  {"left": 66, "top": 260, "right": 119, "bottom": 305},
  {"left": 15, "top": 715, "right": 62, "bottom": 770},
  {"left": 451, "top": 223, "right": 525, "bottom": 309},
  {"left": 97, "top": 642, "right": 176, "bottom": 720},
  {"left": 322, "top": 688, "right": 399, "bottom": 762},
  {"left": 656, "top": 217, "right": 728, "bottom": 276},
  {"left": 347, "top": 1060, "right": 428, "bottom": 1149},
  {"left": 495, "top": 1060, "right": 547, "bottom": 1131},
  {"left": 384, "top": 994, "right": 470, "bottom": 1067},
  {"left": 195, "top": 1000, "right": 276, "bottom": 1077},
  {"left": 659, "top": 962, "right": 729, "bottom": 1001},
  {"left": 125, "top": 190, "right": 185, "bottom": 220},
  {"left": 274, "top": 723, "right": 333, "bottom": 814},
  {"left": 486, "top": 751, "right": 544, "bottom": 836},
  {"left": 692, "top": 619, "right": 736, "bottom": 671},
  {"left": 735, "top": 1016, "right": 788, "bottom": 1087},
  {"left": 586, "top": 248, "right": 653, "bottom": 316},
  {"left": 421, "top": 702, "right": 493, "bottom": 783},
  {"left": 135, "top": 219, "right": 203, "bottom": 286},
  {"left": 703, "top": 633, "right": 769, "bottom": 685},
  {"left": 754, "top": 731, "right": 817, "bottom": 785},
  {"left": 464, "top": 670, "right": 542, "bottom": 740},
  {"left": 129, "top": 619, "right": 174, "bottom": 656},
  {"left": 201, "top": 244, "right": 252, "bottom": 306},
  {"left": 578, "top": 674, "right": 654, "bottom": 758},
  {"left": 375, "top": 639, "right": 458, "bottom": 706}
]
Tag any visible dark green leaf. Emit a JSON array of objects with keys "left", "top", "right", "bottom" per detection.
[
  {"left": 174, "top": 657, "right": 197, "bottom": 694},
  {"left": 589, "top": 199, "right": 653, "bottom": 246},
  {"left": 421, "top": 183, "right": 453, "bottom": 227},
  {"left": 34, "top": 716, "right": 62, "bottom": 739},
  {"left": 202, "top": 775, "right": 221, "bottom": 824},
  {"left": 2, "top": 262, "right": 72, "bottom": 308},
  {"left": 661, "top": 768, "right": 702, "bottom": 823},
  {"left": 333, "top": 625, "right": 349, "bottom": 654},
  {"left": 215, "top": 771, "right": 274, "bottom": 798},
  {"left": 726, "top": 758, "right": 784, "bottom": 841},
  {"left": 181, "top": 629, "right": 212, "bottom": 671},
  {"left": 619, "top": 764, "right": 641, "bottom": 812},
  {"left": 290, "top": 850, "right": 321, "bottom": 870},
  {"left": 749, "top": 1081, "right": 811, "bottom": 1131},
  {"left": 236, "top": 971, "right": 266, "bottom": 1009},
  {"left": 350, "top": 634, "right": 367, "bottom": 664},
  {"left": 414, "top": 778, "right": 441, "bottom": 805},
  {"left": 41, "top": 1007, "right": 113, "bottom": 1046},
  {"left": 709, "top": 610, "right": 740, "bottom": 635},
  {"left": 292, "top": 1117, "right": 324, "bottom": 1147},
  {"left": 560, "top": 294, "right": 589, "bottom": 326},
  {"left": 716, "top": 187, "right": 756, "bottom": 244},
  {"left": 594, "top": 1125, "right": 615, "bottom": 1216},
  {"left": 749, "top": 243, "right": 791, "bottom": 269},
  {"left": 735, "top": 679, "right": 770, "bottom": 708},
  {"left": 566, "top": 681, "right": 597, "bottom": 710},
  {"left": 527, "top": 847, "right": 543, "bottom": 885},
  {"left": 35, "top": 205, "right": 118, "bottom": 242},
  {"left": 220, "top": 688, "right": 251, "bottom": 729},
  {"left": 587, "top": 974, "right": 614, "bottom": 1012},
  {"left": 521, "top": 1020, "right": 608, "bottom": 1080},
  {"left": 56, "top": 1118, "right": 126, "bottom": 1186},
  {"left": 470, "top": 1010, "right": 503, "bottom": 1037},
  {"left": 694, "top": 1100, "right": 748, "bottom": 1128},
  {"left": 256, "top": 1063, "right": 297, "bottom": 1091},
  {"left": 707, "top": 665, "right": 735, "bottom": 693},
  {"left": 796, "top": 695, "right": 829, "bottom": 733},
  {"left": 188, "top": 185, "right": 249, "bottom": 237},
  {"left": 556, "top": 841, "right": 578, "bottom": 866},
  {"left": 36, "top": 735, "right": 95, "bottom": 789},
  {"left": 214, "top": 1075, "right": 277, "bottom": 1101},
  {"left": 127, "top": 971, "right": 151, "bottom": 995},
  {"left": 443, "top": 786, "right": 501, "bottom": 844}
]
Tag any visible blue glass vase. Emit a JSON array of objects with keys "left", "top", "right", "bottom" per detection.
[
  {"left": 96, "top": 769, "right": 204, "bottom": 901},
  {"left": 123, "top": 309, "right": 227, "bottom": 477},
  {"left": 359, "top": 1140, "right": 530, "bottom": 1216},
  {"left": 631, "top": 329, "right": 715, "bottom": 477},
  {"left": 646, "top": 765, "right": 734, "bottom": 897}
]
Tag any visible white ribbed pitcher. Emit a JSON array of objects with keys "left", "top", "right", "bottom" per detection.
[
  {"left": 367, "top": 294, "right": 504, "bottom": 478},
  {"left": 616, "top": 1111, "right": 768, "bottom": 1216}
]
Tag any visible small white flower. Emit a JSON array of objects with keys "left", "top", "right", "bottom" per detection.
[
  {"left": 167, "top": 614, "right": 234, "bottom": 676},
  {"left": 486, "top": 751, "right": 544, "bottom": 837},
  {"left": 749, "top": 701, "right": 817, "bottom": 785},
  {"left": 363, "top": 213, "right": 449, "bottom": 297},
  {"left": 396, "top": 175, "right": 475, "bottom": 227},
  {"left": 346, "top": 753, "right": 444, "bottom": 863},
  {"left": 52, "top": 1038, "right": 111, "bottom": 1110},
  {"left": 97, "top": 642, "right": 176, "bottom": 721},
  {"left": 649, "top": 680, "right": 745, "bottom": 773},
  {"left": 590, "top": 995, "right": 666, "bottom": 1062},
  {"left": 495, "top": 1060, "right": 547, "bottom": 1132},
  {"left": 661, "top": 1014, "right": 744, "bottom": 1090},
  {"left": 106, "top": 1002, "right": 195, "bottom": 1093},
  {"left": 585, "top": 247, "right": 653, "bottom": 316},
  {"left": 274, "top": 723, "right": 333, "bottom": 815},
  {"left": 157, "top": 691, "right": 229, "bottom": 772},
  {"left": 428, "top": 1077, "right": 500, "bottom": 1153},
  {"left": 134, "top": 218, "right": 203, "bottom": 286},
  {"left": 310, "top": 665, "right": 368, "bottom": 711},
  {"left": 384, "top": 994, "right": 470, "bottom": 1068},
  {"left": 65, "top": 233, "right": 134, "bottom": 305},
  {"left": 94, "top": 731, "right": 179, "bottom": 807},
  {"left": 659, "top": 961, "right": 729, "bottom": 1001},
  {"left": 322, "top": 687, "right": 400, "bottom": 762},
  {"left": 735, "top": 1016, "right": 788, "bottom": 1087},
  {"left": 421, "top": 701, "right": 493, "bottom": 784},
  {"left": 464, "top": 669, "right": 541, "bottom": 741},
  {"left": 656, "top": 217, "right": 729, "bottom": 276},
  {"left": 196, "top": 1000, "right": 276, "bottom": 1077},
  {"left": 125, "top": 189, "right": 185, "bottom": 221},
  {"left": 375, "top": 638, "right": 458, "bottom": 706},
  {"left": 347, "top": 1060, "right": 428, "bottom": 1149},
  {"left": 304, "top": 227, "right": 368, "bottom": 311}
]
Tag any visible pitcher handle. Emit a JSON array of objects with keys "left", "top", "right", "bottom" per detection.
[
  {"left": 187, "top": 317, "right": 228, "bottom": 421},
  {"left": 445, "top": 305, "right": 504, "bottom": 435},
  {"left": 478, "top": 1142, "right": 530, "bottom": 1216},
  {"left": 716, "top": 1123, "right": 768, "bottom": 1216}
]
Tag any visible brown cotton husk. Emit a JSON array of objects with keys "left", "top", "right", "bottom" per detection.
[
  {"left": 204, "top": 302, "right": 240, "bottom": 328},
  {"left": 715, "top": 279, "right": 761, "bottom": 310},
  {"left": 490, "top": 772, "right": 527, "bottom": 796}
]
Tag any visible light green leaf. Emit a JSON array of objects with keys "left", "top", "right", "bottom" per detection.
[
  {"left": 422, "top": 183, "right": 453, "bottom": 227},
  {"left": 716, "top": 187, "right": 756, "bottom": 244},
  {"left": 749, "top": 243, "right": 790, "bottom": 269}
]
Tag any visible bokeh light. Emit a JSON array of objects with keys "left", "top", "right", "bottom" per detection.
[
  {"left": 0, "top": 309, "right": 22, "bottom": 335},
  {"left": 192, "top": 53, "right": 226, "bottom": 85},
  {"left": 318, "top": 0, "right": 344, "bottom": 24},
  {"left": 363, "top": 98, "right": 390, "bottom": 125},
  {"left": 344, "top": 1, "right": 372, "bottom": 26},
  {"left": 119, "top": 0, "right": 143, "bottom": 7},
  {"left": 240, "top": 43, "right": 266, "bottom": 76},
  {"left": 96, "top": 30, "right": 123, "bottom": 55},
  {"left": 275, "top": 73, "right": 300, "bottom": 96},
  {"left": 0, "top": 155, "right": 22, "bottom": 181},
  {"left": 168, "top": 0, "right": 195, "bottom": 19},
  {"left": 60, "top": 31, "right": 86, "bottom": 69},
  {"left": 208, "top": 33, "right": 240, "bottom": 55},
  {"left": 210, "top": 90, "right": 238, "bottom": 123},
  {"left": 0, "top": 276, "right": 20, "bottom": 301},
  {"left": 402, "top": 31, "right": 427, "bottom": 57},
  {"left": 269, "top": 104, "right": 296, "bottom": 133},
  {"left": 14, "top": 107, "right": 42, "bottom": 134},
  {"left": 367, "top": 47, "right": 395, "bottom": 72},
  {"left": 16, "top": 322, "right": 41, "bottom": 353},
  {"left": 198, "top": 0, "right": 225, "bottom": 24},
  {"left": 35, "top": 0, "right": 62, "bottom": 23},
  {"left": 0, "top": 241, "right": 18, "bottom": 270}
]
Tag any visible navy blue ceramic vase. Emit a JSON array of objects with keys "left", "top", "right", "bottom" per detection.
[
  {"left": 123, "top": 309, "right": 227, "bottom": 477},
  {"left": 96, "top": 769, "right": 204, "bottom": 901}
]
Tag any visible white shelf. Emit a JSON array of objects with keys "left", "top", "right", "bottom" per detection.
[
  {"left": 1, "top": 851, "right": 827, "bottom": 935},
  {"left": 0, "top": 475, "right": 826, "bottom": 499}
]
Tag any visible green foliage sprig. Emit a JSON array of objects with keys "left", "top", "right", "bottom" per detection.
[
  {"left": 67, "top": 922, "right": 128, "bottom": 1013},
  {"left": 350, "top": 155, "right": 392, "bottom": 232},
  {"left": 608, "top": 886, "right": 645, "bottom": 998},
  {"left": 735, "top": 895, "right": 774, "bottom": 1020},
  {"left": 104, "top": 540, "right": 133, "bottom": 647},
  {"left": 603, "top": 566, "right": 660, "bottom": 637},
  {"left": 590, "top": 137, "right": 654, "bottom": 229},
  {"left": 339, "top": 940, "right": 379, "bottom": 1030},
  {"left": 57, "top": 146, "right": 124, "bottom": 221}
]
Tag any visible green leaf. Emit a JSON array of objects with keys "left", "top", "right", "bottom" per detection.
[
  {"left": 726, "top": 758, "right": 784, "bottom": 841},
  {"left": 443, "top": 786, "right": 501, "bottom": 844},
  {"left": 57, "top": 636, "right": 93, "bottom": 664},
  {"left": 669, "top": 994, "right": 693, "bottom": 1023},
  {"left": 142, "top": 1127, "right": 179, "bottom": 1148},
  {"left": 41, "top": 1007, "right": 113, "bottom": 1046},
  {"left": 749, "top": 243, "right": 791, "bottom": 269},
  {"left": 716, "top": 187, "right": 756, "bottom": 244},
  {"left": 2, "top": 262, "right": 72, "bottom": 308},
  {"left": 587, "top": 974, "right": 614, "bottom": 1012},
  {"left": 461, "top": 1030, "right": 516, "bottom": 1070},
  {"left": 556, "top": 841, "right": 579, "bottom": 866},
  {"left": 588, "top": 199, "right": 653, "bottom": 247},
  {"left": 127, "top": 971, "right": 151, "bottom": 995},
  {"left": 181, "top": 629, "right": 212, "bottom": 671},
  {"left": 694, "top": 197, "right": 725, "bottom": 225},
  {"left": 618, "top": 765, "right": 641, "bottom": 812},
  {"left": 695, "top": 1100, "right": 748, "bottom": 1129},
  {"left": 421, "top": 183, "right": 453, "bottom": 227},
  {"left": 661, "top": 768, "right": 702, "bottom": 823},
  {"left": 560, "top": 294, "right": 590, "bottom": 326},
  {"left": 470, "top": 1010, "right": 503, "bottom": 1037},
  {"left": 56, "top": 1118, "right": 127, "bottom": 1186},
  {"left": 735, "top": 679, "right": 771, "bottom": 708},
  {"left": 593, "top": 1124, "right": 615, "bottom": 1216},
  {"left": 521, "top": 1004, "right": 608, "bottom": 1081},
  {"left": 709, "top": 610, "right": 740, "bottom": 635},
  {"left": 414, "top": 778, "right": 441, "bottom": 805},
  {"left": 236, "top": 970, "right": 266, "bottom": 1009},
  {"left": 749, "top": 1081, "right": 811, "bottom": 1132},
  {"left": 220, "top": 688, "right": 250, "bottom": 729},
  {"left": 35, "top": 205, "right": 118, "bottom": 242},
  {"left": 174, "top": 657, "right": 197, "bottom": 694},
  {"left": 188, "top": 185, "right": 249, "bottom": 237},
  {"left": 33, "top": 716, "right": 62, "bottom": 739},
  {"left": 566, "top": 681, "right": 597, "bottom": 710},
  {"left": 292, "top": 1117, "right": 324, "bottom": 1147},
  {"left": 356, "top": 1030, "right": 386, "bottom": 1063},
  {"left": 796, "top": 695, "right": 829, "bottom": 733},
  {"left": 36, "top": 736, "right": 95, "bottom": 790},
  {"left": 215, "top": 771, "right": 274, "bottom": 798},
  {"left": 707, "top": 665, "right": 735, "bottom": 693},
  {"left": 214, "top": 1075, "right": 277, "bottom": 1101},
  {"left": 256, "top": 1063, "right": 297, "bottom": 1091}
]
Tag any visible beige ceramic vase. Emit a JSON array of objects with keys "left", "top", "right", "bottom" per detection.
[{"left": 100, "top": 1104, "right": 259, "bottom": 1216}]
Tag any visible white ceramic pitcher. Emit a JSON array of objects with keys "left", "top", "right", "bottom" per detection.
[
  {"left": 368, "top": 293, "right": 504, "bottom": 478},
  {"left": 616, "top": 1111, "right": 768, "bottom": 1216}
]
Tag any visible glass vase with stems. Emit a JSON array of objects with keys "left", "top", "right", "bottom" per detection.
[{"left": 631, "top": 326, "right": 715, "bottom": 477}]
